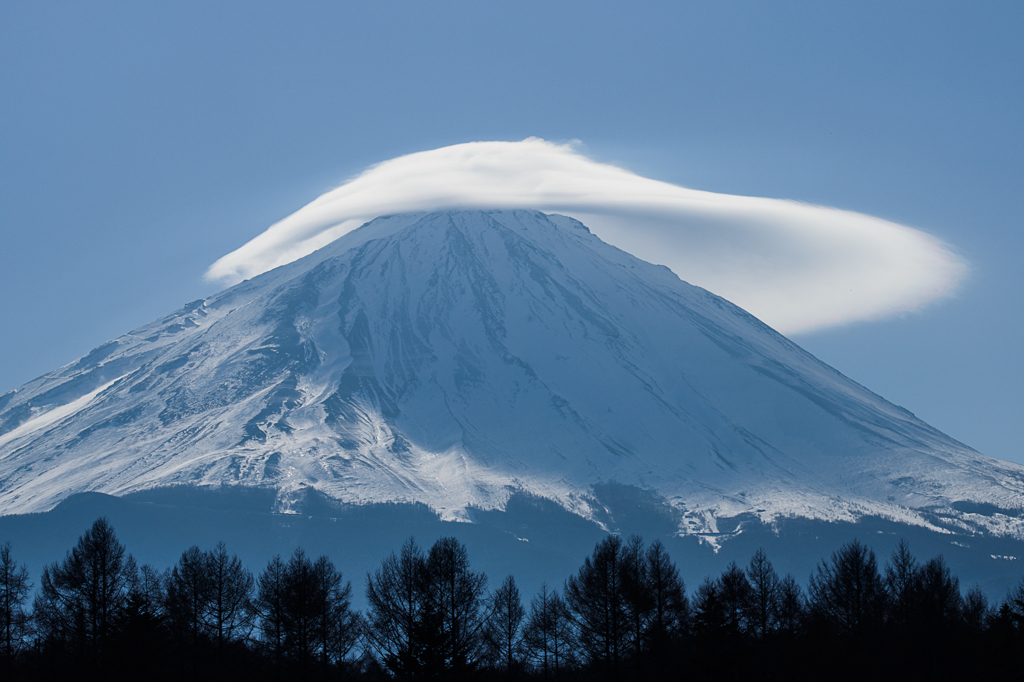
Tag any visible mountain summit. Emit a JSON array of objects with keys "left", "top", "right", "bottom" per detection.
[{"left": 1, "top": 210, "right": 1022, "bottom": 546}]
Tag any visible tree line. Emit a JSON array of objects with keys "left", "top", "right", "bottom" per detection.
[{"left": 2, "top": 518, "right": 1024, "bottom": 681}]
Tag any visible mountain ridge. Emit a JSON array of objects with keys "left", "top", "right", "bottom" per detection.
[{"left": 1, "top": 209, "right": 1022, "bottom": 548}]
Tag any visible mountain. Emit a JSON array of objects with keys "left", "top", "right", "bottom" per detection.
[{"left": 2, "top": 209, "right": 1023, "bottom": 594}]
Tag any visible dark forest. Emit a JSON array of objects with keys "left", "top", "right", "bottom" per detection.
[{"left": 2, "top": 518, "right": 1023, "bottom": 681}]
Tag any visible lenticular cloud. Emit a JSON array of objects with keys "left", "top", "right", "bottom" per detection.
[{"left": 206, "top": 138, "right": 966, "bottom": 334}]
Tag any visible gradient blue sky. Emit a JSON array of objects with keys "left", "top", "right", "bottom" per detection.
[{"left": 2, "top": 2, "right": 1022, "bottom": 463}]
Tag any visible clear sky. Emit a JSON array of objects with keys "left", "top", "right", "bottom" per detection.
[{"left": 1, "top": 2, "right": 1022, "bottom": 464}]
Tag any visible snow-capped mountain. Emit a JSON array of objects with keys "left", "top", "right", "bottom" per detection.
[{"left": 1, "top": 210, "right": 1022, "bottom": 546}]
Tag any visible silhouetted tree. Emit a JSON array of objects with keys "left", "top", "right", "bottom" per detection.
[
  {"left": 256, "top": 554, "right": 288, "bottom": 667},
  {"left": 564, "top": 535, "right": 628, "bottom": 675},
  {"left": 365, "top": 537, "right": 434, "bottom": 679},
  {"left": 0, "top": 542, "right": 32, "bottom": 668},
  {"left": 33, "top": 518, "right": 137, "bottom": 676},
  {"left": 961, "top": 585, "right": 992, "bottom": 634},
  {"left": 884, "top": 538, "right": 921, "bottom": 630},
  {"left": 619, "top": 535, "right": 653, "bottom": 669},
  {"left": 365, "top": 536, "right": 488, "bottom": 680},
  {"left": 276, "top": 549, "right": 359, "bottom": 677},
  {"left": 644, "top": 540, "right": 687, "bottom": 672},
  {"left": 130, "top": 564, "right": 167, "bottom": 618},
  {"left": 692, "top": 577, "right": 724, "bottom": 637},
  {"left": 919, "top": 555, "right": 961, "bottom": 630},
  {"left": 281, "top": 550, "right": 318, "bottom": 674},
  {"left": 1004, "top": 573, "right": 1024, "bottom": 633},
  {"left": 691, "top": 574, "right": 731, "bottom": 679},
  {"left": 206, "top": 542, "right": 256, "bottom": 658},
  {"left": 485, "top": 574, "right": 526, "bottom": 674},
  {"left": 718, "top": 561, "right": 752, "bottom": 638},
  {"left": 916, "top": 555, "right": 965, "bottom": 678},
  {"left": 166, "top": 545, "right": 212, "bottom": 656},
  {"left": 959, "top": 583, "right": 994, "bottom": 676},
  {"left": 165, "top": 542, "right": 254, "bottom": 675},
  {"left": 807, "top": 540, "right": 885, "bottom": 642},
  {"left": 775, "top": 574, "right": 804, "bottom": 637},
  {"left": 309, "top": 553, "right": 360, "bottom": 674},
  {"left": 424, "top": 536, "right": 489, "bottom": 679},
  {"left": 745, "top": 548, "right": 780, "bottom": 641},
  {"left": 116, "top": 564, "right": 169, "bottom": 679},
  {"left": 522, "top": 584, "right": 575, "bottom": 679}
]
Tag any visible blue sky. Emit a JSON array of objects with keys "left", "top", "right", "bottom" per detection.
[{"left": 1, "top": 1, "right": 1022, "bottom": 464}]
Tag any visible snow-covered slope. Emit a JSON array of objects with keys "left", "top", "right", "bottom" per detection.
[{"left": 1, "top": 210, "right": 1022, "bottom": 543}]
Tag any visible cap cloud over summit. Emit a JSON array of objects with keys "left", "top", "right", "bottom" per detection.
[{"left": 206, "top": 140, "right": 966, "bottom": 335}]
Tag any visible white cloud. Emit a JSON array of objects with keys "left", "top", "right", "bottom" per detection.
[{"left": 206, "top": 138, "right": 967, "bottom": 335}]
